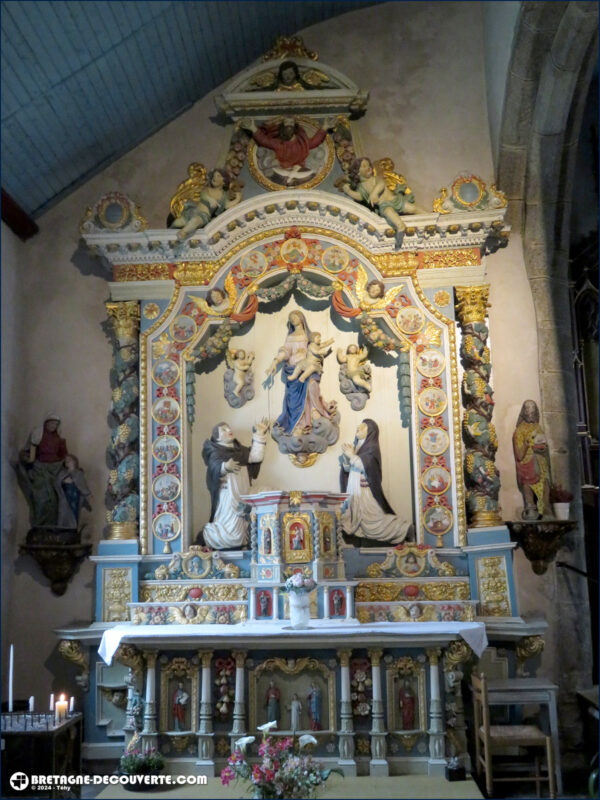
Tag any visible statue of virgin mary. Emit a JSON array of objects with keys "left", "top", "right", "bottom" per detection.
[{"left": 266, "top": 310, "right": 339, "bottom": 457}]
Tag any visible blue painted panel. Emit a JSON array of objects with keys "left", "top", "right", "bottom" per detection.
[{"left": 467, "top": 527, "right": 511, "bottom": 547}]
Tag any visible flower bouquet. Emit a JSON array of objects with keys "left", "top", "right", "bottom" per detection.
[
  {"left": 550, "top": 484, "right": 573, "bottom": 520},
  {"left": 283, "top": 572, "right": 316, "bottom": 629},
  {"left": 284, "top": 572, "right": 316, "bottom": 594},
  {"left": 221, "top": 723, "right": 342, "bottom": 799},
  {"left": 119, "top": 747, "right": 164, "bottom": 775}
]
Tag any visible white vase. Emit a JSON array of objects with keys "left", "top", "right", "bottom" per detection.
[
  {"left": 289, "top": 591, "right": 311, "bottom": 629},
  {"left": 553, "top": 502, "right": 570, "bottom": 521}
]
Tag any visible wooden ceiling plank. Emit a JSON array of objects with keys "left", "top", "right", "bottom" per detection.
[
  {"left": 141, "top": 22, "right": 178, "bottom": 114},
  {"left": 154, "top": 21, "right": 189, "bottom": 111},
  {"left": 122, "top": 37, "right": 163, "bottom": 132},
  {"left": 39, "top": 1, "right": 86, "bottom": 79},
  {"left": 68, "top": 0, "right": 103, "bottom": 62},
  {"left": 202, "top": 2, "right": 230, "bottom": 87},
  {"left": 2, "top": 118, "right": 58, "bottom": 213},
  {"left": 27, "top": 94, "right": 85, "bottom": 188},
  {"left": 49, "top": 79, "right": 107, "bottom": 180},
  {"left": 1, "top": 188, "right": 40, "bottom": 239},
  {"left": 70, "top": 70, "right": 121, "bottom": 155},
  {"left": 14, "top": 1, "right": 65, "bottom": 87},
  {"left": 185, "top": 2, "right": 217, "bottom": 92},
  {"left": 1, "top": 6, "right": 49, "bottom": 101},
  {"left": 0, "top": 60, "right": 25, "bottom": 120},
  {"left": 163, "top": 6, "right": 197, "bottom": 101},
  {"left": 104, "top": 0, "right": 142, "bottom": 43}
]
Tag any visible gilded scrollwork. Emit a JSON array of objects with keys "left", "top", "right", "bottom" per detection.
[
  {"left": 261, "top": 35, "right": 318, "bottom": 62},
  {"left": 371, "top": 251, "right": 419, "bottom": 277},
  {"left": 171, "top": 735, "right": 192, "bottom": 753},
  {"left": 476, "top": 556, "right": 512, "bottom": 616},
  {"left": 140, "top": 583, "right": 247, "bottom": 603},
  {"left": 103, "top": 567, "right": 132, "bottom": 622},
  {"left": 365, "top": 546, "right": 456, "bottom": 579},
  {"left": 356, "top": 582, "right": 468, "bottom": 602},
  {"left": 113, "top": 264, "right": 173, "bottom": 282},
  {"left": 444, "top": 640, "right": 474, "bottom": 671},
  {"left": 58, "top": 640, "right": 90, "bottom": 691},
  {"left": 173, "top": 261, "right": 220, "bottom": 286},
  {"left": 421, "top": 582, "right": 470, "bottom": 601},
  {"left": 289, "top": 491, "right": 303, "bottom": 507},
  {"left": 516, "top": 635, "right": 545, "bottom": 677},
  {"left": 114, "top": 644, "right": 144, "bottom": 675},
  {"left": 395, "top": 733, "right": 420, "bottom": 750},
  {"left": 419, "top": 248, "right": 481, "bottom": 269}
]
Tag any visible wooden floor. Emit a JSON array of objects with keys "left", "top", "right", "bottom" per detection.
[{"left": 96, "top": 773, "right": 484, "bottom": 799}]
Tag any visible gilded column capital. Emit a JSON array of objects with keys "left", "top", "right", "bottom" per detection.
[
  {"left": 106, "top": 300, "right": 140, "bottom": 339},
  {"left": 337, "top": 649, "right": 352, "bottom": 667},
  {"left": 232, "top": 651, "right": 247, "bottom": 668},
  {"left": 200, "top": 651, "right": 214, "bottom": 668},
  {"left": 367, "top": 649, "right": 383, "bottom": 667},
  {"left": 455, "top": 285, "right": 490, "bottom": 326},
  {"left": 426, "top": 648, "right": 441, "bottom": 666},
  {"left": 143, "top": 651, "right": 158, "bottom": 669}
]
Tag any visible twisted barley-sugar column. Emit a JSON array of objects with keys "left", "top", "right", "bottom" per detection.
[
  {"left": 455, "top": 286, "right": 502, "bottom": 527},
  {"left": 105, "top": 301, "right": 141, "bottom": 544}
]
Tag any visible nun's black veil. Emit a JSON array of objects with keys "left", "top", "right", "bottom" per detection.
[{"left": 340, "top": 419, "right": 396, "bottom": 515}]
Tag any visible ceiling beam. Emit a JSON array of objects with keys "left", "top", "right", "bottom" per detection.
[{"left": 1, "top": 189, "right": 39, "bottom": 241}]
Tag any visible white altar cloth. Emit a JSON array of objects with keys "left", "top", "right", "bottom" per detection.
[{"left": 98, "top": 619, "right": 487, "bottom": 664}]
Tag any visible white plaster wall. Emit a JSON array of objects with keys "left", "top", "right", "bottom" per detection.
[
  {"left": 1, "top": 223, "right": 25, "bottom": 701},
  {"left": 482, "top": 1, "right": 522, "bottom": 167},
  {"left": 2, "top": 1, "right": 550, "bottom": 702}
]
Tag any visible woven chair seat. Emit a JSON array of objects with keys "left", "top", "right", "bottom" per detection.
[{"left": 483, "top": 724, "right": 548, "bottom": 745}]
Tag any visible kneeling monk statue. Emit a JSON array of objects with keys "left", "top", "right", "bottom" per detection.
[{"left": 201, "top": 420, "right": 268, "bottom": 549}]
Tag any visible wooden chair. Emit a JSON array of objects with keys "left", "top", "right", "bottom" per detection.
[{"left": 472, "top": 672, "right": 556, "bottom": 798}]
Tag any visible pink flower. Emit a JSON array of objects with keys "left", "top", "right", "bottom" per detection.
[
  {"left": 220, "top": 766, "right": 235, "bottom": 786},
  {"left": 290, "top": 572, "right": 304, "bottom": 588},
  {"left": 252, "top": 765, "right": 263, "bottom": 783}
]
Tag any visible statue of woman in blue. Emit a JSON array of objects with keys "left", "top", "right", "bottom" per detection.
[{"left": 266, "top": 311, "right": 339, "bottom": 457}]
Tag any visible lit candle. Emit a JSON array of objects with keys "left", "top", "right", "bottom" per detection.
[
  {"left": 49, "top": 693, "right": 54, "bottom": 712},
  {"left": 68, "top": 697, "right": 74, "bottom": 714},
  {"left": 8, "top": 644, "right": 13, "bottom": 713},
  {"left": 28, "top": 696, "right": 34, "bottom": 713},
  {"left": 54, "top": 694, "right": 68, "bottom": 725}
]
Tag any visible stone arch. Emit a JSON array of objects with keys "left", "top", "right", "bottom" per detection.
[
  {"left": 498, "top": 1, "right": 597, "bottom": 481},
  {"left": 497, "top": 0, "right": 598, "bottom": 750}
]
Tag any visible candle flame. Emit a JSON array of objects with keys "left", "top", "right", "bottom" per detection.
[{"left": 60, "top": 694, "right": 65, "bottom": 701}]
